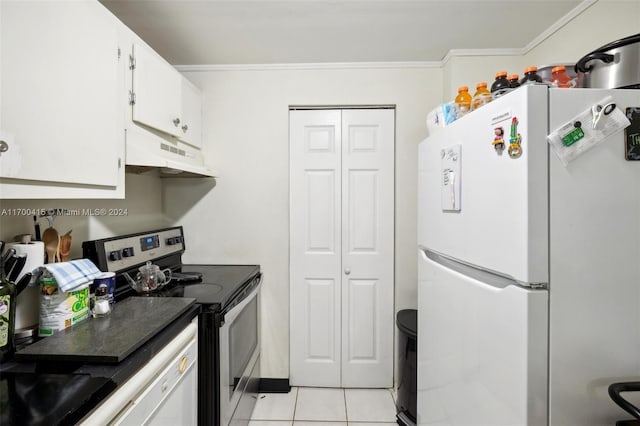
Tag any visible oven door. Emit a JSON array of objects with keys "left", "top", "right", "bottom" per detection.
[{"left": 219, "top": 281, "right": 261, "bottom": 426}]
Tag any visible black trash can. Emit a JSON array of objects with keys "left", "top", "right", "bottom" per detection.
[{"left": 396, "top": 309, "right": 417, "bottom": 426}]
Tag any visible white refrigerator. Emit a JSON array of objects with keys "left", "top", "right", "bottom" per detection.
[{"left": 417, "top": 85, "right": 640, "bottom": 426}]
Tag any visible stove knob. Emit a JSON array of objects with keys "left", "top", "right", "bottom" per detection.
[
  {"left": 167, "top": 237, "right": 181, "bottom": 246},
  {"left": 109, "top": 250, "right": 122, "bottom": 261},
  {"left": 122, "top": 247, "right": 135, "bottom": 258}
]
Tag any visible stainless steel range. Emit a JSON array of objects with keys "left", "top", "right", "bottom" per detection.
[{"left": 82, "top": 226, "right": 261, "bottom": 426}]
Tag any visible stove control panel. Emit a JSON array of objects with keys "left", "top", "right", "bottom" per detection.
[{"left": 83, "top": 227, "right": 185, "bottom": 273}]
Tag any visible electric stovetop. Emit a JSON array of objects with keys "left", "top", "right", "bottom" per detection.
[{"left": 121, "top": 264, "right": 261, "bottom": 311}]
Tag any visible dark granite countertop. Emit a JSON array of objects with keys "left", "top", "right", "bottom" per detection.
[{"left": 15, "top": 297, "right": 197, "bottom": 363}]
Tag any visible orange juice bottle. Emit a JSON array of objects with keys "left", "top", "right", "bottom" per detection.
[
  {"left": 550, "top": 65, "right": 573, "bottom": 88},
  {"left": 454, "top": 86, "right": 472, "bottom": 118},
  {"left": 471, "top": 82, "right": 491, "bottom": 110}
]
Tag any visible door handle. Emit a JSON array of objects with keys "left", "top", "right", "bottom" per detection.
[{"left": 344, "top": 268, "right": 351, "bottom": 275}]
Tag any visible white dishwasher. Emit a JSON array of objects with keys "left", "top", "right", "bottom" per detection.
[{"left": 81, "top": 320, "right": 198, "bottom": 425}]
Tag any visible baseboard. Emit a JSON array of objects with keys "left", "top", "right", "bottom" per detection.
[{"left": 259, "top": 378, "right": 291, "bottom": 393}]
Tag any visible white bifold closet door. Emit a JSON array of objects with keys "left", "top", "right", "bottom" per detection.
[{"left": 289, "top": 108, "right": 394, "bottom": 388}]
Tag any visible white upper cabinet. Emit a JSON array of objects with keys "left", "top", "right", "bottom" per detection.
[
  {"left": 130, "top": 43, "right": 182, "bottom": 138},
  {"left": 178, "top": 77, "right": 203, "bottom": 149},
  {"left": 0, "top": 1, "right": 123, "bottom": 194}
]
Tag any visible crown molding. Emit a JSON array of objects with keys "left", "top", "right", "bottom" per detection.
[
  {"left": 175, "top": 61, "right": 441, "bottom": 72},
  {"left": 441, "top": 48, "right": 524, "bottom": 65}
]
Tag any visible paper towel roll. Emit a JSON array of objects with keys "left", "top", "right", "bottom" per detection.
[
  {"left": 7, "top": 241, "right": 45, "bottom": 282},
  {"left": 7, "top": 241, "right": 45, "bottom": 331}
]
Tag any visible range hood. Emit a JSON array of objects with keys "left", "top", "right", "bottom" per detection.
[{"left": 125, "top": 127, "right": 215, "bottom": 178}]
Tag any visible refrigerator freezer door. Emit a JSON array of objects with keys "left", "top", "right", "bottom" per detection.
[
  {"left": 417, "top": 249, "right": 548, "bottom": 426},
  {"left": 418, "top": 85, "right": 549, "bottom": 286},
  {"left": 548, "top": 88, "right": 640, "bottom": 426}
]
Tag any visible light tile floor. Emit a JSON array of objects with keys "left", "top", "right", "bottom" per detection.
[{"left": 250, "top": 387, "right": 397, "bottom": 426}]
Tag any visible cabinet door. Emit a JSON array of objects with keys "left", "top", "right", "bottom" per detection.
[
  {"left": 131, "top": 43, "right": 182, "bottom": 138},
  {"left": 178, "top": 77, "right": 203, "bottom": 149},
  {"left": 0, "top": 1, "right": 120, "bottom": 187}
]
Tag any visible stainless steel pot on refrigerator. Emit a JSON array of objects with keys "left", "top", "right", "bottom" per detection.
[{"left": 575, "top": 33, "right": 640, "bottom": 89}]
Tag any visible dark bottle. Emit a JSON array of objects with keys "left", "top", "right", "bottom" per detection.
[
  {"left": 508, "top": 74, "right": 521, "bottom": 89},
  {"left": 491, "top": 71, "right": 511, "bottom": 99},
  {"left": 520, "top": 66, "right": 543, "bottom": 85},
  {"left": 0, "top": 262, "right": 16, "bottom": 362}
]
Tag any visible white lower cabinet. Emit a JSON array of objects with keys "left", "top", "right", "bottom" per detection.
[
  {"left": 0, "top": 0, "right": 125, "bottom": 198},
  {"left": 80, "top": 321, "right": 198, "bottom": 425}
]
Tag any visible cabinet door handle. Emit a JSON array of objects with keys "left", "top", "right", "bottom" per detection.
[
  {"left": 0, "top": 140, "right": 8, "bottom": 153},
  {"left": 344, "top": 268, "right": 351, "bottom": 275},
  {"left": 181, "top": 124, "right": 189, "bottom": 133},
  {"left": 179, "top": 355, "right": 188, "bottom": 374},
  {"left": 173, "top": 118, "right": 181, "bottom": 127}
]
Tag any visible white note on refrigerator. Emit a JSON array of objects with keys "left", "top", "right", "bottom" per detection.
[{"left": 441, "top": 144, "right": 461, "bottom": 212}]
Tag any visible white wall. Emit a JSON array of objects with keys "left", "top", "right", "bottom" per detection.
[
  {"left": 0, "top": 172, "right": 168, "bottom": 258},
  {"left": 163, "top": 66, "right": 442, "bottom": 379}
]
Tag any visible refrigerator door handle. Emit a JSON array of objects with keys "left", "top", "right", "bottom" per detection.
[{"left": 420, "top": 247, "right": 548, "bottom": 290}]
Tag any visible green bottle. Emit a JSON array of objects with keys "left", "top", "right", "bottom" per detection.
[{"left": 0, "top": 259, "right": 17, "bottom": 362}]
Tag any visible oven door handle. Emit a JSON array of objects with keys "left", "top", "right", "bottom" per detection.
[{"left": 220, "top": 280, "right": 261, "bottom": 327}]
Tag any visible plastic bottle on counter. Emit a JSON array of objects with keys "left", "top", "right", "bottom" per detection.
[
  {"left": 454, "top": 86, "right": 472, "bottom": 118},
  {"left": 520, "top": 66, "right": 544, "bottom": 85},
  {"left": 471, "top": 82, "right": 491, "bottom": 110},
  {"left": 491, "top": 71, "right": 511, "bottom": 99},
  {"left": 0, "top": 267, "right": 16, "bottom": 362},
  {"left": 549, "top": 65, "right": 573, "bottom": 88},
  {"left": 508, "top": 74, "right": 521, "bottom": 89}
]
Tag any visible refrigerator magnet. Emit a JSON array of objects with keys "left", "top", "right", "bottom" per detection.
[
  {"left": 561, "top": 121, "right": 585, "bottom": 147},
  {"left": 625, "top": 107, "right": 640, "bottom": 161},
  {"left": 492, "top": 127, "right": 505, "bottom": 155},
  {"left": 508, "top": 117, "right": 523, "bottom": 159}
]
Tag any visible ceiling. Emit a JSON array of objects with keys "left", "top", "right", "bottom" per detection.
[{"left": 99, "top": 0, "right": 584, "bottom": 66}]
